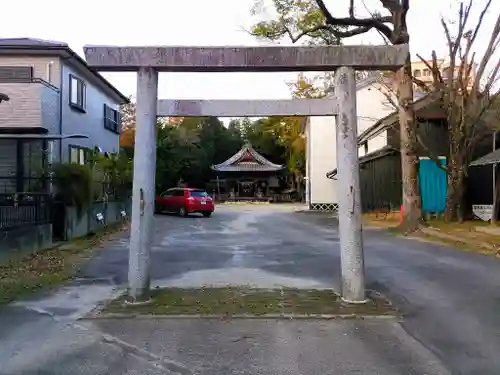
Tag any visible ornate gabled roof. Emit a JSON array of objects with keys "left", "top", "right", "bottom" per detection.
[{"left": 211, "top": 142, "right": 284, "bottom": 172}]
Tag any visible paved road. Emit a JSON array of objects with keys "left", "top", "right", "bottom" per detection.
[{"left": 2, "top": 204, "right": 500, "bottom": 374}]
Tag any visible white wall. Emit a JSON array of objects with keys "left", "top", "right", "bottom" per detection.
[
  {"left": 307, "top": 116, "right": 338, "bottom": 204},
  {"left": 305, "top": 122, "right": 311, "bottom": 205},
  {"left": 356, "top": 82, "right": 394, "bottom": 156},
  {"left": 305, "top": 79, "right": 394, "bottom": 207},
  {"left": 358, "top": 145, "right": 366, "bottom": 157},
  {"left": 367, "top": 130, "right": 388, "bottom": 153},
  {"left": 356, "top": 82, "right": 394, "bottom": 134}
]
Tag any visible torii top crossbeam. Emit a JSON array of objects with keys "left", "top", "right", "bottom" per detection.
[{"left": 83, "top": 45, "right": 409, "bottom": 72}]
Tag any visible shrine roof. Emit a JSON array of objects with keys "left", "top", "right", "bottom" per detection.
[{"left": 211, "top": 143, "right": 284, "bottom": 172}]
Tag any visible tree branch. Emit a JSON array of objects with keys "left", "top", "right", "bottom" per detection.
[
  {"left": 471, "top": 5, "right": 500, "bottom": 95},
  {"left": 314, "top": 0, "right": 394, "bottom": 40},
  {"left": 416, "top": 132, "right": 449, "bottom": 173},
  {"left": 468, "top": 0, "right": 493, "bottom": 46},
  {"left": 333, "top": 26, "right": 371, "bottom": 38},
  {"left": 416, "top": 53, "right": 444, "bottom": 88},
  {"left": 360, "top": 0, "right": 391, "bottom": 44},
  {"left": 248, "top": 23, "right": 336, "bottom": 44},
  {"left": 284, "top": 24, "right": 332, "bottom": 43}
]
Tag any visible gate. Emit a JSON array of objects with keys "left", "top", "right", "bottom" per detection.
[{"left": 84, "top": 43, "right": 409, "bottom": 303}]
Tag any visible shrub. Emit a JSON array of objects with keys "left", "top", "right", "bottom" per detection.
[{"left": 50, "top": 163, "right": 92, "bottom": 217}]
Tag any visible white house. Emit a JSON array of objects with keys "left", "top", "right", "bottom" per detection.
[{"left": 303, "top": 73, "right": 395, "bottom": 211}]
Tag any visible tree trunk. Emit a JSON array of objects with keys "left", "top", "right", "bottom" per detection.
[
  {"left": 492, "top": 166, "right": 500, "bottom": 223},
  {"left": 456, "top": 167, "right": 466, "bottom": 223},
  {"left": 445, "top": 168, "right": 458, "bottom": 222},
  {"left": 445, "top": 151, "right": 467, "bottom": 223},
  {"left": 397, "top": 56, "right": 422, "bottom": 231}
]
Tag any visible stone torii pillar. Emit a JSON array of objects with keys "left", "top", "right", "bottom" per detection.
[
  {"left": 334, "top": 67, "right": 365, "bottom": 303},
  {"left": 127, "top": 67, "right": 158, "bottom": 299},
  {"left": 84, "top": 44, "right": 408, "bottom": 303}
]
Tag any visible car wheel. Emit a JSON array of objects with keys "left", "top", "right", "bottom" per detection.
[
  {"left": 202, "top": 212, "right": 212, "bottom": 218},
  {"left": 179, "top": 207, "right": 188, "bottom": 217},
  {"left": 154, "top": 203, "right": 161, "bottom": 214}
]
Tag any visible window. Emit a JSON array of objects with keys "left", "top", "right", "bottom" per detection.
[
  {"left": 0, "top": 66, "right": 33, "bottom": 82},
  {"left": 161, "top": 190, "right": 175, "bottom": 198},
  {"left": 104, "top": 104, "right": 120, "bottom": 133},
  {"left": 413, "top": 69, "right": 421, "bottom": 77},
  {"left": 190, "top": 190, "right": 208, "bottom": 197},
  {"left": 173, "top": 190, "right": 185, "bottom": 197},
  {"left": 423, "top": 68, "right": 431, "bottom": 77},
  {"left": 69, "top": 74, "right": 86, "bottom": 111},
  {"left": 69, "top": 145, "right": 87, "bottom": 165}
]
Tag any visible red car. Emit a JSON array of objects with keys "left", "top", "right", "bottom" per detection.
[{"left": 155, "top": 188, "right": 214, "bottom": 217}]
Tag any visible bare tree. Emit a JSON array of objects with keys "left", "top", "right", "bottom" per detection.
[
  {"left": 251, "top": 0, "right": 422, "bottom": 231},
  {"left": 413, "top": 0, "right": 500, "bottom": 222}
]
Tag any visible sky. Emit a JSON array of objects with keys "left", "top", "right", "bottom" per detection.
[{"left": 0, "top": 0, "right": 498, "bottom": 101}]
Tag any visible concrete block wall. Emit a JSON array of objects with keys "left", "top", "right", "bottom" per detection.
[
  {"left": 64, "top": 200, "right": 131, "bottom": 240},
  {"left": 0, "top": 224, "right": 52, "bottom": 262}
]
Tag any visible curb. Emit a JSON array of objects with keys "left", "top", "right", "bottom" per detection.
[
  {"left": 81, "top": 313, "right": 399, "bottom": 321},
  {"left": 219, "top": 202, "right": 271, "bottom": 205}
]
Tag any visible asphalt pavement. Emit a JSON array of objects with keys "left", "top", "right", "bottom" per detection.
[{"left": 1, "top": 204, "right": 500, "bottom": 374}]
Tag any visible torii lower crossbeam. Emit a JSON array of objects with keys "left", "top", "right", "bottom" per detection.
[{"left": 157, "top": 99, "right": 338, "bottom": 117}]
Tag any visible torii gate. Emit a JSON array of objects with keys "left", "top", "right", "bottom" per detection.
[{"left": 84, "top": 44, "right": 408, "bottom": 304}]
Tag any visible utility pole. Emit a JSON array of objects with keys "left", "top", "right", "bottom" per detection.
[
  {"left": 334, "top": 66, "right": 367, "bottom": 303},
  {"left": 128, "top": 67, "right": 158, "bottom": 302}
]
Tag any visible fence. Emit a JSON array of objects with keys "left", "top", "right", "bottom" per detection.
[{"left": 0, "top": 193, "right": 51, "bottom": 230}]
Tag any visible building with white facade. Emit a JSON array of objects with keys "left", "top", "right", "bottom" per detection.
[{"left": 302, "top": 74, "right": 394, "bottom": 211}]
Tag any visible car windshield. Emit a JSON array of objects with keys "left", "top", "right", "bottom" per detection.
[{"left": 190, "top": 190, "right": 208, "bottom": 197}]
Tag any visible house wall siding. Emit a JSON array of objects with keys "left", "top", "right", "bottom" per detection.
[
  {"left": 60, "top": 62, "right": 121, "bottom": 162},
  {"left": 386, "top": 119, "right": 449, "bottom": 156},
  {"left": 360, "top": 152, "right": 402, "bottom": 212},
  {"left": 0, "top": 82, "right": 42, "bottom": 128},
  {"left": 417, "top": 120, "right": 449, "bottom": 156},
  {"left": 0, "top": 56, "right": 61, "bottom": 130},
  {"left": 359, "top": 119, "right": 450, "bottom": 213},
  {"left": 40, "top": 83, "right": 60, "bottom": 134},
  {"left": 0, "top": 56, "right": 61, "bottom": 85}
]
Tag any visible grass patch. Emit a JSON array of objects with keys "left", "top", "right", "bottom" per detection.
[
  {"left": 363, "top": 211, "right": 400, "bottom": 229},
  {"left": 104, "top": 287, "right": 396, "bottom": 317},
  {"left": 0, "top": 222, "right": 128, "bottom": 305},
  {"left": 397, "top": 220, "right": 500, "bottom": 256}
]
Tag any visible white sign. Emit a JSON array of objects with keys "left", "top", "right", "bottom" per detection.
[
  {"left": 472, "top": 205, "right": 493, "bottom": 221},
  {"left": 96, "top": 212, "right": 104, "bottom": 222}
]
